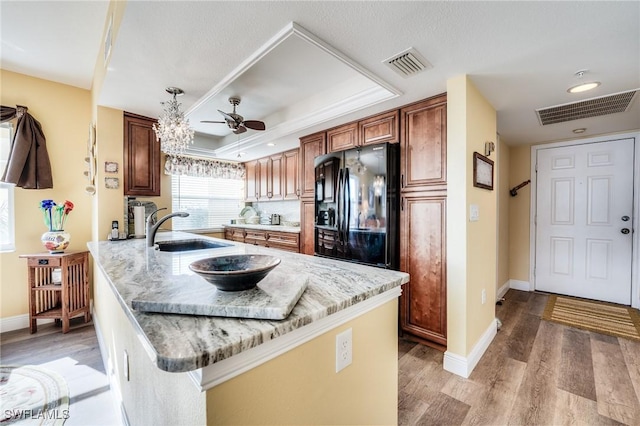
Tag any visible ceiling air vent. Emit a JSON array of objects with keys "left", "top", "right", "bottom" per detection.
[
  {"left": 383, "top": 47, "right": 432, "bottom": 78},
  {"left": 536, "top": 89, "right": 638, "bottom": 126}
]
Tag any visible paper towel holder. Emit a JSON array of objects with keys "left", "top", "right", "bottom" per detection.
[{"left": 133, "top": 205, "right": 147, "bottom": 239}]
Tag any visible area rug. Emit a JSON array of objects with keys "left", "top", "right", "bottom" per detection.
[
  {"left": 542, "top": 295, "right": 640, "bottom": 341},
  {"left": 0, "top": 365, "right": 69, "bottom": 425}
]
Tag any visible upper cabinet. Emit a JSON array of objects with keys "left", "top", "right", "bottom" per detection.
[
  {"left": 123, "top": 112, "right": 160, "bottom": 197},
  {"left": 400, "top": 95, "right": 447, "bottom": 192},
  {"left": 283, "top": 149, "right": 300, "bottom": 200},
  {"left": 359, "top": 110, "right": 399, "bottom": 146},
  {"left": 244, "top": 148, "right": 299, "bottom": 202},
  {"left": 300, "top": 132, "right": 326, "bottom": 199},
  {"left": 327, "top": 122, "right": 358, "bottom": 152}
]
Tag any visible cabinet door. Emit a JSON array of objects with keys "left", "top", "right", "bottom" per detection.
[
  {"left": 123, "top": 112, "right": 160, "bottom": 196},
  {"left": 257, "top": 157, "right": 271, "bottom": 201},
  {"left": 327, "top": 122, "right": 358, "bottom": 153},
  {"left": 301, "top": 200, "right": 316, "bottom": 255},
  {"left": 400, "top": 95, "right": 447, "bottom": 191},
  {"left": 400, "top": 193, "right": 447, "bottom": 347},
  {"left": 269, "top": 154, "right": 284, "bottom": 200},
  {"left": 359, "top": 110, "right": 399, "bottom": 146},
  {"left": 300, "top": 132, "right": 326, "bottom": 199},
  {"left": 245, "top": 160, "right": 258, "bottom": 202},
  {"left": 283, "top": 149, "right": 300, "bottom": 200}
]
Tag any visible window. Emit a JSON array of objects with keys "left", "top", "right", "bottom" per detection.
[
  {"left": 171, "top": 174, "right": 245, "bottom": 230},
  {"left": 0, "top": 124, "right": 15, "bottom": 252}
]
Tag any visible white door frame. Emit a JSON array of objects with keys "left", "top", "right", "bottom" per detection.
[{"left": 529, "top": 131, "right": 640, "bottom": 309}]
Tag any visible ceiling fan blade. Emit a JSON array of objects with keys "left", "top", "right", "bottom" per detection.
[
  {"left": 218, "top": 109, "right": 239, "bottom": 123},
  {"left": 200, "top": 120, "right": 226, "bottom": 124},
  {"left": 243, "top": 120, "right": 266, "bottom": 131},
  {"left": 233, "top": 125, "right": 247, "bottom": 135}
]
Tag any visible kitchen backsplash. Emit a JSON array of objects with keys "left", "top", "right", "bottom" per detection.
[{"left": 251, "top": 200, "right": 300, "bottom": 222}]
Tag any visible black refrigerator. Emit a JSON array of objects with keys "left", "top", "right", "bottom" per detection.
[{"left": 314, "top": 142, "right": 399, "bottom": 269}]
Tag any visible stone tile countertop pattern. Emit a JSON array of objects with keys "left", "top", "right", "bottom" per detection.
[
  {"left": 87, "top": 232, "right": 409, "bottom": 373},
  {"left": 222, "top": 224, "right": 301, "bottom": 233}
]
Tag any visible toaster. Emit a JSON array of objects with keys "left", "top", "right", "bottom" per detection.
[{"left": 270, "top": 214, "right": 281, "bottom": 225}]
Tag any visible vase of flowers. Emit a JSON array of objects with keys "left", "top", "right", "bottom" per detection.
[{"left": 40, "top": 200, "right": 74, "bottom": 253}]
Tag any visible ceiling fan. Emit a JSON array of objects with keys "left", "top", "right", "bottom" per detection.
[{"left": 201, "top": 97, "right": 266, "bottom": 134}]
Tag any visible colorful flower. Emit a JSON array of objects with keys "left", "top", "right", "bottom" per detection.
[{"left": 40, "top": 199, "right": 74, "bottom": 231}]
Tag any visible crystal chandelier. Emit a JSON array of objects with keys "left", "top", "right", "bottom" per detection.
[{"left": 152, "top": 87, "right": 194, "bottom": 155}]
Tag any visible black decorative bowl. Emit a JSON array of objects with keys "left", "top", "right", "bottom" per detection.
[{"left": 189, "top": 255, "right": 281, "bottom": 291}]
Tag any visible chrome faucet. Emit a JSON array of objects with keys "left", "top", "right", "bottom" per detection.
[{"left": 146, "top": 208, "right": 190, "bottom": 247}]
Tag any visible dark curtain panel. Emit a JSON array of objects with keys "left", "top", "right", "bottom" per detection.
[{"left": 0, "top": 105, "right": 53, "bottom": 189}]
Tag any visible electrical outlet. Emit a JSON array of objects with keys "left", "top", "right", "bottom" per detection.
[
  {"left": 123, "top": 350, "right": 130, "bottom": 381},
  {"left": 482, "top": 289, "right": 487, "bottom": 305},
  {"left": 335, "top": 328, "right": 352, "bottom": 373}
]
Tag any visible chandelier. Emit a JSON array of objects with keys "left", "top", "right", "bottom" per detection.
[{"left": 152, "top": 87, "right": 194, "bottom": 155}]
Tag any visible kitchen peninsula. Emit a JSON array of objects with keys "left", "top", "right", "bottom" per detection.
[{"left": 88, "top": 232, "right": 409, "bottom": 425}]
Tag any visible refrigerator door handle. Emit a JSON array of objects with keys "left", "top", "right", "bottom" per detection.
[
  {"left": 336, "top": 168, "right": 344, "bottom": 241},
  {"left": 344, "top": 168, "right": 350, "bottom": 245}
]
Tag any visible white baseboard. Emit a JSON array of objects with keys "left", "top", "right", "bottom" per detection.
[
  {"left": 0, "top": 314, "right": 53, "bottom": 333},
  {"left": 443, "top": 318, "right": 498, "bottom": 378},
  {"left": 509, "top": 279, "right": 531, "bottom": 291},
  {"left": 497, "top": 280, "right": 510, "bottom": 300}
]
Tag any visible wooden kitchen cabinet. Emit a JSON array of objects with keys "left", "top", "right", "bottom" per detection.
[
  {"left": 400, "top": 94, "right": 447, "bottom": 192},
  {"left": 245, "top": 160, "right": 258, "bottom": 202},
  {"left": 399, "top": 193, "right": 447, "bottom": 349},
  {"left": 269, "top": 154, "right": 283, "bottom": 200},
  {"left": 301, "top": 200, "right": 316, "bottom": 255},
  {"left": 124, "top": 112, "right": 160, "bottom": 196},
  {"left": 300, "top": 132, "right": 326, "bottom": 199},
  {"left": 327, "top": 122, "right": 358, "bottom": 153},
  {"left": 257, "top": 157, "right": 271, "bottom": 201},
  {"left": 224, "top": 227, "right": 300, "bottom": 253},
  {"left": 283, "top": 149, "right": 300, "bottom": 200},
  {"left": 359, "top": 110, "right": 399, "bottom": 146}
]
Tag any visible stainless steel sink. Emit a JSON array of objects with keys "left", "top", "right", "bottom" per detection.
[{"left": 155, "top": 239, "right": 232, "bottom": 252}]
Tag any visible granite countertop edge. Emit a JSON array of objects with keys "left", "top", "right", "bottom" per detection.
[{"left": 88, "top": 232, "right": 409, "bottom": 373}]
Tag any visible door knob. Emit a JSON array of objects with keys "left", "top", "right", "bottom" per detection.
[
  {"left": 622, "top": 215, "right": 630, "bottom": 222},
  {"left": 621, "top": 228, "right": 630, "bottom": 234}
]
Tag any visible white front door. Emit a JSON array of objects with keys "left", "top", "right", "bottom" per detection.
[{"left": 535, "top": 138, "right": 635, "bottom": 305}]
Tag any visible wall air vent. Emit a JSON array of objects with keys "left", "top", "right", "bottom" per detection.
[
  {"left": 536, "top": 89, "right": 638, "bottom": 126},
  {"left": 383, "top": 47, "right": 432, "bottom": 78}
]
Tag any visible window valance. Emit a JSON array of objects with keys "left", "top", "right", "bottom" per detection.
[{"left": 164, "top": 154, "right": 245, "bottom": 180}]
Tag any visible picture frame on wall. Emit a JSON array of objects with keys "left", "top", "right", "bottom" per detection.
[
  {"left": 105, "top": 161, "right": 118, "bottom": 173},
  {"left": 473, "top": 152, "right": 494, "bottom": 190}
]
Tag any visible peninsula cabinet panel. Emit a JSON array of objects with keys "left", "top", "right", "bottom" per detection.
[
  {"left": 301, "top": 200, "right": 316, "bottom": 255},
  {"left": 400, "top": 193, "right": 447, "bottom": 348},
  {"left": 245, "top": 160, "right": 258, "bottom": 202},
  {"left": 359, "top": 110, "right": 399, "bottom": 146},
  {"left": 283, "top": 149, "right": 300, "bottom": 200},
  {"left": 124, "top": 112, "right": 160, "bottom": 196},
  {"left": 400, "top": 95, "right": 447, "bottom": 192},
  {"left": 300, "top": 132, "right": 326, "bottom": 199},
  {"left": 327, "top": 122, "right": 358, "bottom": 153}
]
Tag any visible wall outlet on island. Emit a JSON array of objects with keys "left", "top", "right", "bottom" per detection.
[
  {"left": 482, "top": 289, "right": 487, "bottom": 305},
  {"left": 335, "top": 328, "right": 352, "bottom": 373}
]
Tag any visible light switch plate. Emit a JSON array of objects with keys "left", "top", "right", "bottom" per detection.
[{"left": 470, "top": 204, "right": 480, "bottom": 222}]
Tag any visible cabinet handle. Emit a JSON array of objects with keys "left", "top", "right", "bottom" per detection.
[
  {"left": 401, "top": 174, "right": 404, "bottom": 188},
  {"left": 401, "top": 197, "right": 404, "bottom": 211}
]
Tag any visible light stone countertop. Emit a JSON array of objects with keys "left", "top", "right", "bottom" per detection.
[
  {"left": 222, "top": 224, "right": 301, "bottom": 233},
  {"left": 87, "top": 232, "right": 409, "bottom": 373}
]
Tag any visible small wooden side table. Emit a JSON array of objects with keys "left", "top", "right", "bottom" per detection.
[{"left": 19, "top": 251, "right": 91, "bottom": 334}]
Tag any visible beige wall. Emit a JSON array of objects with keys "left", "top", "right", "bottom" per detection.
[
  {"left": 207, "top": 299, "right": 399, "bottom": 425},
  {"left": 0, "top": 70, "right": 93, "bottom": 318},
  {"left": 508, "top": 145, "right": 532, "bottom": 282},
  {"left": 446, "top": 74, "right": 498, "bottom": 356},
  {"left": 497, "top": 138, "right": 511, "bottom": 292}
]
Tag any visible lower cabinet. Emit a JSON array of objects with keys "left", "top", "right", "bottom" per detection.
[
  {"left": 300, "top": 200, "right": 316, "bottom": 255},
  {"left": 399, "top": 193, "right": 447, "bottom": 349},
  {"left": 224, "top": 227, "right": 300, "bottom": 253}
]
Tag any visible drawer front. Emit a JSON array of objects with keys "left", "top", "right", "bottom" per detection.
[
  {"left": 266, "top": 232, "right": 299, "bottom": 247},
  {"left": 267, "top": 243, "right": 299, "bottom": 253},
  {"left": 28, "top": 257, "right": 62, "bottom": 267},
  {"left": 244, "top": 230, "right": 267, "bottom": 242}
]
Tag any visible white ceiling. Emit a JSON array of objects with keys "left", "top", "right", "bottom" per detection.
[{"left": 2, "top": 1, "right": 639, "bottom": 161}]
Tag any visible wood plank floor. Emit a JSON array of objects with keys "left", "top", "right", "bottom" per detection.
[
  {"left": 0, "top": 318, "right": 122, "bottom": 426},
  {"left": 399, "top": 290, "right": 640, "bottom": 426}
]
